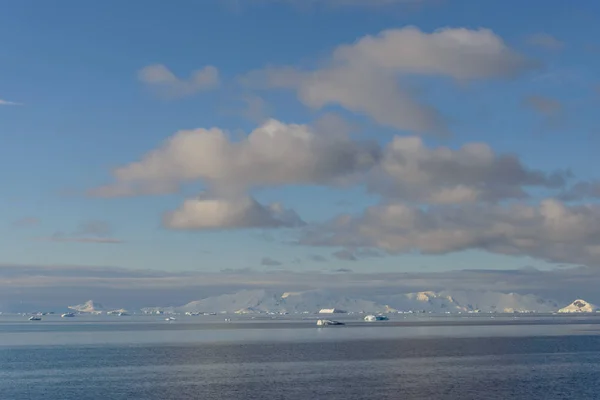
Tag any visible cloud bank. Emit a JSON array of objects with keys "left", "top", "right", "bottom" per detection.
[
  {"left": 85, "top": 24, "right": 599, "bottom": 269},
  {"left": 301, "top": 199, "right": 600, "bottom": 266}
]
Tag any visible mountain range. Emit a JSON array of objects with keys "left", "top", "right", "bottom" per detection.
[{"left": 140, "top": 289, "right": 566, "bottom": 315}]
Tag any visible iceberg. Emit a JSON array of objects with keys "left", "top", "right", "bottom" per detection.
[
  {"left": 364, "top": 315, "right": 389, "bottom": 322},
  {"left": 316, "top": 319, "right": 345, "bottom": 326}
]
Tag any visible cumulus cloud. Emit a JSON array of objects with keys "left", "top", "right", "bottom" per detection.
[
  {"left": 368, "top": 135, "right": 568, "bottom": 204},
  {"left": 240, "top": 94, "right": 271, "bottom": 122},
  {"left": 89, "top": 117, "right": 563, "bottom": 205},
  {"left": 90, "top": 119, "right": 379, "bottom": 197},
  {"left": 251, "top": 26, "right": 536, "bottom": 134},
  {"left": 138, "top": 64, "right": 220, "bottom": 98},
  {"left": 526, "top": 33, "right": 564, "bottom": 50},
  {"left": 301, "top": 199, "right": 600, "bottom": 266},
  {"left": 261, "top": 257, "right": 283, "bottom": 267},
  {"left": 559, "top": 181, "right": 600, "bottom": 201},
  {"left": 163, "top": 194, "right": 304, "bottom": 230}
]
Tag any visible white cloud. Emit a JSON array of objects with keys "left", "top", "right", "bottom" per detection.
[
  {"left": 240, "top": 94, "right": 270, "bottom": 122},
  {"left": 0, "top": 99, "right": 22, "bottom": 106},
  {"left": 138, "top": 64, "right": 220, "bottom": 98},
  {"left": 301, "top": 199, "right": 600, "bottom": 266},
  {"left": 90, "top": 117, "right": 570, "bottom": 207},
  {"left": 526, "top": 33, "right": 564, "bottom": 50},
  {"left": 368, "top": 135, "right": 567, "bottom": 204},
  {"left": 163, "top": 194, "right": 304, "bottom": 230},
  {"left": 331, "top": 27, "right": 532, "bottom": 79},
  {"left": 253, "top": 26, "right": 535, "bottom": 134},
  {"left": 559, "top": 181, "right": 600, "bottom": 201},
  {"left": 90, "top": 119, "right": 379, "bottom": 197}
]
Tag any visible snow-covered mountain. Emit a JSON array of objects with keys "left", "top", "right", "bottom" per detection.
[
  {"left": 68, "top": 300, "right": 106, "bottom": 313},
  {"left": 379, "top": 291, "right": 467, "bottom": 312},
  {"left": 558, "top": 299, "right": 599, "bottom": 313},
  {"left": 166, "top": 289, "right": 394, "bottom": 314},
  {"left": 436, "top": 290, "right": 559, "bottom": 313},
  {"left": 141, "top": 289, "right": 562, "bottom": 315},
  {"left": 373, "top": 290, "right": 558, "bottom": 313}
]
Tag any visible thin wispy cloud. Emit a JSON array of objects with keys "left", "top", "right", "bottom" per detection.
[
  {"left": 227, "top": 0, "right": 431, "bottom": 11},
  {"left": 526, "top": 33, "right": 565, "bottom": 50},
  {"left": 523, "top": 94, "right": 566, "bottom": 131},
  {"left": 261, "top": 257, "right": 283, "bottom": 267},
  {"left": 309, "top": 255, "right": 328, "bottom": 262},
  {"left": 524, "top": 95, "right": 563, "bottom": 116},
  {"left": 11, "top": 217, "right": 40, "bottom": 228},
  {"left": 38, "top": 235, "right": 124, "bottom": 244},
  {"left": 37, "top": 221, "right": 123, "bottom": 244},
  {"left": 138, "top": 64, "right": 220, "bottom": 99},
  {"left": 0, "top": 99, "right": 22, "bottom": 106}
]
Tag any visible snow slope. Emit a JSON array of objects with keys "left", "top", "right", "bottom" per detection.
[
  {"left": 174, "top": 289, "right": 394, "bottom": 314},
  {"left": 376, "top": 290, "right": 559, "bottom": 313},
  {"left": 437, "top": 290, "right": 559, "bottom": 313},
  {"left": 558, "top": 299, "right": 599, "bottom": 313},
  {"left": 68, "top": 300, "right": 106, "bottom": 313},
  {"left": 141, "top": 289, "right": 565, "bottom": 314}
]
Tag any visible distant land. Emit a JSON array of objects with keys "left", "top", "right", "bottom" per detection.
[
  {"left": 139, "top": 289, "right": 563, "bottom": 314},
  {"left": 14, "top": 290, "right": 595, "bottom": 316}
]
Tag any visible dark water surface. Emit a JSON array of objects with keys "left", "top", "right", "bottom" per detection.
[{"left": 2, "top": 316, "right": 600, "bottom": 399}]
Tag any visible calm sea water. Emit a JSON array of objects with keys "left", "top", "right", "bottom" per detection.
[{"left": 2, "top": 314, "right": 600, "bottom": 399}]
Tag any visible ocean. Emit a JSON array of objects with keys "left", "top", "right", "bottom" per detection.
[{"left": 2, "top": 314, "right": 600, "bottom": 399}]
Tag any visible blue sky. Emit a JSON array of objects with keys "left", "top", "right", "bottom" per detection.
[{"left": 1, "top": 0, "right": 600, "bottom": 273}]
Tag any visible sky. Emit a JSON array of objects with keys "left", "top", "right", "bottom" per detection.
[{"left": 2, "top": 0, "right": 600, "bottom": 286}]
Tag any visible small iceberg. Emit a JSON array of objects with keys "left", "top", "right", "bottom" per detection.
[
  {"left": 165, "top": 317, "right": 176, "bottom": 321},
  {"left": 107, "top": 309, "right": 129, "bottom": 316},
  {"left": 364, "top": 314, "right": 389, "bottom": 322},
  {"left": 316, "top": 319, "right": 345, "bottom": 326}
]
